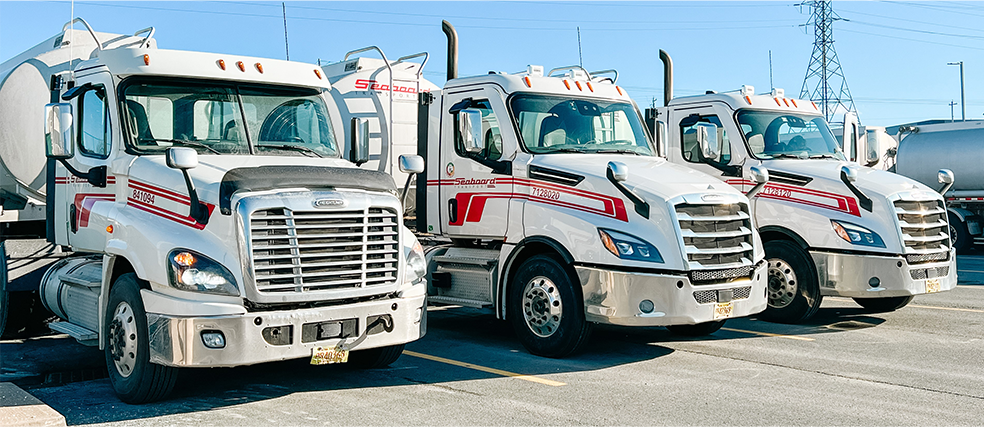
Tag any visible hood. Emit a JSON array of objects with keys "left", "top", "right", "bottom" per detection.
[{"left": 759, "top": 158, "right": 941, "bottom": 200}]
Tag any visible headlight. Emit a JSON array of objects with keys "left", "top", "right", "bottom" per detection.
[
  {"left": 599, "top": 228, "right": 664, "bottom": 263},
  {"left": 166, "top": 249, "right": 240, "bottom": 296},
  {"left": 404, "top": 240, "right": 426, "bottom": 284},
  {"left": 831, "top": 220, "right": 885, "bottom": 248}
]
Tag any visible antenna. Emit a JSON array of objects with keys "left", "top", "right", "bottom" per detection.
[
  {"left": 282, "top": 2, "right": 289, "bottom": 61},
  {"left": 769, "top": 50, "right": 774, "bottom": 89},
  {"left": 799, "top": 0, "right": 856, "bottom": 122},
  {"left": 577, "top": 27, "right": 583, "bottom": 68}
]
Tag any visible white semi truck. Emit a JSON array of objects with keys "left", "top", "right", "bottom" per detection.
[
  {"left": 0, "top": 19, "right": 427, "bottom": 403},
  {"left": 646, "top": 50, "right": 957, "bottom": 323},
  {"left": 894, "top": 119, "right": 984, "bottom": 252},
  {"left": 322, "top": 22, "right": 770, "bottom": 358}
]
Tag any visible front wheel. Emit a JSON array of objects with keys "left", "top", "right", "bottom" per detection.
[
  {"left": 666, "top": 320, "right": 726, "bottom": 337},
  {"left": 853, "top": 296, "right": 914, "bottom": 313},
  {"left": 508, "top": 255, "right": 592, "bottom": 358},
  {"left": 348, "top": 344, "right": 405, "bottom": 369},
  {"left": 105, "top": 273, "right": 178, "bottom": 404},
  {"left": 759, "top": 240, "right": 823, "bottom": 324}
]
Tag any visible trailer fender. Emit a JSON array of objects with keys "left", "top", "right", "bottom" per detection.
[
  {"left": 947, "top": 207, "right": 974, "bottom": 223},
  {"left": 497, "top": 236, "right": 576, "bottom": 320}
]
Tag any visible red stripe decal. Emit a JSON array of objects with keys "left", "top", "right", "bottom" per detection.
[
  {"left": 73, "top": 193, "right": 115, "bottom": 228},
  {"left": 127, "top": 198, "right": 213, "bottom": 230}
]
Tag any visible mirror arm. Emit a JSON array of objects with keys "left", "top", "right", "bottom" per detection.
[
  {"left": 179, "top": 169, "right": 209, "bottom": 225},
  {"left": 401, "top": 174, "right": 415, "bottom": 208},
  {"left": 939, "top": 182, "right": 953, "bottom": 196},
  {"left": 840, "top": 170, "right": 873, "bottom": 212},
  {"left": 57, "top": 159, "right": 106, "bottom": 188},
  {"left": 606, "top": 168, "right": 649, "bottom": 219}
]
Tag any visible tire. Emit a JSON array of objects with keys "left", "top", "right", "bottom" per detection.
[
  {"left": 348, "top": 344, "right": 406, "bottom": 369},
  {"left": 105, "top": 273, "right": 178, "bottom": 404},
  {"left": 948, "top": 213, "right": 971, "bottom": 254},
  {"left": 1, "top": 241, "right": 7, "bottom": 337},
  {"left": 853, "top": 296, "right": 914, "bottom": 313},
  {"left": 760, "top": 240, "right": 823, "bottom": 324},
  {"left": 508, "top": 255, "right": 592, "bottom": 358},
  {"left": 666, "top": 320, "right": 726, "bottom": 337}
]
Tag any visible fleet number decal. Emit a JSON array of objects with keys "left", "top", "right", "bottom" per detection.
[
  {"left": 760, "top": 186, "right": 792, "bottom": 198},
  {"left": 131, "top": 189, "right": 156, "bottom": 205},
  {"left": 531, "top": 187, "right": 561, "bottom": 200}
]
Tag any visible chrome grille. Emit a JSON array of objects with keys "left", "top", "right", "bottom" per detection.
[
  {"left": 910, "top": 265, "right": 950, "bottom": 280},
  {"left": 894, "top": 199, "right": 950, "bottom": 263},
  {"left": 676, "top": 203, "right": 754, "bottom": 269},
  {"left": 249, "top": 207, "right": 400, "bottom": 293},
  {"left": 690, "top": 265, "right": 754, "bottom": 284},
  {"left": 693, "top": 286, "right": 753, "bottom": 305}
]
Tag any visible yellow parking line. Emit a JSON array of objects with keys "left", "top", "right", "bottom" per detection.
[
  {"left": 720, "top": 327, "right": 815, "bottom": 341},
  {"left": 402, "top": 350, "right": 566, "bottom": 387},
  {"left": 908, "top": 304, "right": 984, "bottom": 314}
]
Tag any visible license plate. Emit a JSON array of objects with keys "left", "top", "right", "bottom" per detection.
[
  {"left": 714, "top": 302, "right": 734, "bottom": 320},
  {"left": 926, "top": 278, "right": 941, "bottom": 294},
  {"left": 311, "top": 346, "right": 349, "bottom": 365}
]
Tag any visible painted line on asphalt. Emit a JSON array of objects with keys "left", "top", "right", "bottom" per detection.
[
  {"left": 402, "top": 350, "right": 566, "bottom": 386},
  {"left": 720, "top": 327, "right": 815, "bottom": 341},
  {"left": 908, "top": 304, "right": 984, "bottom": 314},
  {"left": 957, "top": 269, "right": 984, "bottom": 274}
]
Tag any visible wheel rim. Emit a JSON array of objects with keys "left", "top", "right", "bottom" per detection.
[
  {"left": 522, "top": 276, "right": 563, "bottom": 338},
  {"left": 108, "top": 301, "right": 138, "bottom": 378},
  {"left": 767, "top": 258, "right": 798, "bottom": 309},
  {"left": 950, "top": 224, "right": 958, "bottom": 246}
]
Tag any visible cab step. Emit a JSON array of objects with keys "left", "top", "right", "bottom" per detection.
[
  {"left": 428, "top": 295, "right": 491, "bottom": 308},
  {"left": 48, "top": 321, "right": 97, "bottom": 346}
]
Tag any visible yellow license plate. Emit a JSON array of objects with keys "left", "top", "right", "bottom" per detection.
[
  {"left": 714, "top": 302, "right": 734, "bottom": 320},
  {"left": 311, "top": 346, "right": 349, "bottom": 365},
  {"left": 926, "top": 278, "right": 941, "bottom": 294}
]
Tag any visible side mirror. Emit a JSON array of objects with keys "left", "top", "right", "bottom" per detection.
[
  {"left": 842, "top": 111, "right": 859, "bottom": 161},
  {"left": 166, "top": 147, "right": 198, "bottom": 170},
  {"left": 350, "top": 118, "right": 370, "bottom": 165},
  {"left": 607, "top": 161, "right": 628, "bottom": 182},
  {"left": 44, "top": 103, "right": 75, "bottom": 160},
  {"left": 696, "top": 122, "right": 720, "bottom": 161},
  {"left": 654, "top": 121, "right": 667, "bottom": 158},
  {"left": 938, "top": 168, "right": 955, "bottom": 195},
  {"left": 864, "top": 129, "right": 880, "bottom": 166},
  {"left": 458, "top": 108, "right": 484, "bottom": 154},
  {"left": 746, "top": 166, "right": 770, "bottom": 198},
  {"left": 399, "top": 155, "right": 425, "bottom": 174},
  {"left": 840, "top": 165, "right": 858, "bottom": 183}
]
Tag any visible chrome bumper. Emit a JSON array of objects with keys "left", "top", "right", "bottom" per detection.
[
  {"left": 145, "top": 291, "right": 426, "bottom": 368},
  {"left": 574, "top": 263, "right": 768, "bottom": 327},
  {"left": 812, "top": 248, "right": 957, "bottom": 298}
]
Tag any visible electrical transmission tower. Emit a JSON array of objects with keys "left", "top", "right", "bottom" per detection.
[{"left": 799, "top": 0, "right": 856, "bottom": 122}]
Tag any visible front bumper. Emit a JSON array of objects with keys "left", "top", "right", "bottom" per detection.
[
  {"left": 575, "top": 262, "right": 768, "bottom": 326},
  {"left": 812, "top": 248, "right": 957, "bottom": 298},
  {"left": 144, "top": 290, "right": 427, "bottom": 368}
]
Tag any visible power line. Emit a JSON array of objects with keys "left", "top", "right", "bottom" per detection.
[
  {"left": 837, "top": 7, "right": 984, "bottom": 34},
  {"left": 880, "top": 1, "right": 984, "bottom": 18},
  {"left": 846, "top": 19, "right": 984, "bottom": 41},
  {"left": 838, "top": 28, "right": 984, "bottom": 52}
]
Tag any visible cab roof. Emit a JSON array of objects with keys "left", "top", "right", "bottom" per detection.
[
  {"left": 668, "top": 87, "right": 823, "bottom": 116},
  {"left": 445, "top": 66, "right": 631, "bottom": 101}
]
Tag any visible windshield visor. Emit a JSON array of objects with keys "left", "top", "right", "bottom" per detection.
[
  {"left": 737, "top": 110, "right": 844, "bottom": 160},
  {"left": 121, "top": 80, "right": 339, "bottom": 158},
  {"left": 510, "top": 95, "right": 654, "bottom": 155}
]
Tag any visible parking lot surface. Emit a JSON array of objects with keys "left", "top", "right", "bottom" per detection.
[{"left": 3, "top": 255, "right": 984, "bottom": 426}]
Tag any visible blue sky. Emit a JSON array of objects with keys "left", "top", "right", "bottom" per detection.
[{"left": 1, "top": 1, "right": 981, "bottom": 126}]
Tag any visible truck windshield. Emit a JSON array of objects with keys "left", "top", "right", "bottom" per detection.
[
  {"left": 121, "top": 80, "right": 339, "bottom": 158},
  {"left": 510, "top": 94, "right": 654, "bottom": 155},
  {"left": 737, "top": 110, "right": 845, "bottom": 160}
]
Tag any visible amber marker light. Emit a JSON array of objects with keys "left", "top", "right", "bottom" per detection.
[
  {"left": 143, "top": 54, "right": 150, "bottom": 66},
  {"left": 106, "top": 225, "right": 113, "bottom": 234},
  {"left": 774, "top": 98, "right": 782, "bottom": 106},
  {"left": 586, "top": 82, "right": 594, "bottom": 92},
  {"left": 314, "top": 69, "right": 323, "bottom": 79},
  {"left": 616, "top": 86, "right": 624, "bottom": 96},
  {"left": 790, "top": 99, "right": 798, "bottom": 108},
  {"left": 218, "top": 59, "right": 226, "bottom": 70},
  {"left": 523, "top": 76, "right": 532, "bottom": 88},
  {"left": 173, "top": 251, "right": 196, "bottom": 267},
  {"left": 744, "top": 95, "right": 752, "bottom": 105},
  {"left": 236, "top": 61, "right": 246, "bottom": 72},
  {"left": 563, "top": 80, "right": 571, "bottom": 90},
  {"left": 599, "top": 230, "right": 619, "bottom": 257},
  {"left": 255, "top": 63, "right": 264, "bottom": 73}
]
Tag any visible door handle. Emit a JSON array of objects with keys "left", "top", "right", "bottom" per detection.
[{"left": 448, "top": 199, "right": 458, "bottom": 224}]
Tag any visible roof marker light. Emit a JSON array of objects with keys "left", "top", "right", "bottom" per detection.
[
  {"left": 774, "top": 98, "right": 782, "bottom": 106},
  {"left": 236, "top": 61, "right": 246, "bottom": 72},
  {"left": 563, "top": 80, "right": 571, "bottom": 90},
  {"left": 586, "top": 81, "right": 594, "bottom": 92},
  {"left": 790, "top": 99, "right": 798, "bottom": 108},
  {"left": 783, "top": 98, "right": 791, "bottom": 107},
  {"left": 255, "top": 63, "right": 264, "bottom": 74},
  {"left": 143, "top": 54, "right": 150, "bottom": 66},
  {"left": 523, "top": 76, "right": 532, "bottom": 88},
  {"left": 575, "top": 81, "right": 583, "bottom": 91},
  {"left": 616, "top": 86, "right": 624, "bottom": 96},
  {"left": 314, "top": 69, "right": 322, "bottom": 79},
  {"left": 217, "top": 59, "right": 226, "bottom": 70},
  {"left": 810, "top": 100, "right": 818, "bottom": 110},
  {"left": 744, "top": 95, "right": 752, "bottom": 105}
]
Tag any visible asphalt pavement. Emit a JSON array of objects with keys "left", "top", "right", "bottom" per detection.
[{"left": 3, "top": 255, "right": 984, "bottom": 426}]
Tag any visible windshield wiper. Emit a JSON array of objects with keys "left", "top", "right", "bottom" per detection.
[
  {"left": 593, "top": 149, "right": 643, "bottom": 155},
  {"left": 808, "top": 154, "right": 837, "bottom": 159},
  {"left": 543, "top": 147, "right": 584, "bottom": 153},
  {"left": 769, "top": 153, "right": 805, "bottom": 159},
  {"left": 255, "top": 144, "right": 324, "bottom": 158},
  {"left": 143, "top": 139, "right": 222, "bottom": 154}
]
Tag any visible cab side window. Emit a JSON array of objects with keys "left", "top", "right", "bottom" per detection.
[
  {"left": 78, "top": 86, "right": 110, "bottom": 158},
  {"left": 454, "top": 100, "right": 502, "bottom": 161},
  {"left": 680, "top": 114, "right": 730, "bottom": 165}
]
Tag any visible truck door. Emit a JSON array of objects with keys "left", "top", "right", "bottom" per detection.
[
  {"left": 668, "top": 106, "right": 745, "bottom": 191},
  {"left": 438, "top": 88, "right": 513, "bottom": 238},
  {"left": 58, "top": 73, "right": 117, "bottom": 252}
]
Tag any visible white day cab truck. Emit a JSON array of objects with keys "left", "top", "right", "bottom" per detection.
[
  {"left": 645, "top": 50, "right": 958, "bottom": 323},
  {"left": 0, "top": 19, "right": 427, "bottom": 403},
  {"left": 321, "top": 21, "right": 771, "bottom": 357},
  {"left": 893, "top": 119, "right": 984, "bottom": 253}
]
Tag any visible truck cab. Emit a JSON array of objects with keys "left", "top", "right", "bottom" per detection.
[
  {"left": 649, "top": 51, "right": 957, "bottom": 323},
  {"left": 323, "top": 22, "right": 769, "bottom": 357}
]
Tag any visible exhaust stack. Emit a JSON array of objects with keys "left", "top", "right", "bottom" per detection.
[
  {"left": 659, "top": 49, "right": 673, "bottom": 106},
  {"left": 442, "top": 20, "right": 458, "bottom": 81}
]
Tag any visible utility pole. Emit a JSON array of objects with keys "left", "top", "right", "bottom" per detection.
[
  {"left": 947, "top": 61, "right": 965, "bottom": 121},
  {"left": 950, "top": 100, "right": 958, "bottom": 122},
  {"left": 799, "top": 0, "right": 856, "bottom": 122}
]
